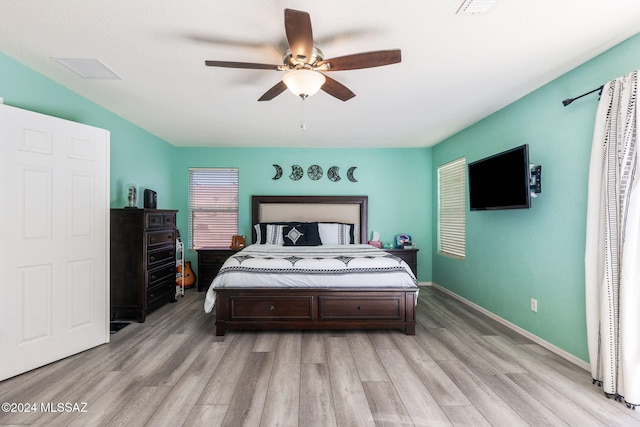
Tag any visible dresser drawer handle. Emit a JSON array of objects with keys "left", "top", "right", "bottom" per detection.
[
  {"left": 268, "top": 305, "right": 275, "bottom": 311},
  {"left": 150, "top": 255, "right": 156, "bottom": 261},
  {"left": 357, "top": 305, "right": 365, "bottom": 311},
  {"left": 149, "top": 292, "right": 155, "bottom": 299},
  {"left": 151, "top": 274, "right": 156, "bottom": 280}
]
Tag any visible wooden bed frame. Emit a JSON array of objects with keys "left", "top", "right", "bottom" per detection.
[{"left": 214, "top": 195, "right": 416, "bottom": 336}]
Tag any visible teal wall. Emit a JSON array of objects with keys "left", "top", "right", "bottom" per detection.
[
  {"left": 432, "top": 33, "right": 640, "bottom": 362},
  {"left": 0, "top": 53, "right": 433, "bottom": 281},
  {"left": 0, "top": 53, "right": 177, "bottom": 210},
  {"left": 173, "top": 147, "right": 433, "bottom": 280}
]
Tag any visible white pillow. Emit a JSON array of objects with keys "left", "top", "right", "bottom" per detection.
[
  {"left": 265, "top": 224, "right": 285, "bottom": 245},
  {"left": 318, "top": 223, "right": 354, "bottom": 245}
]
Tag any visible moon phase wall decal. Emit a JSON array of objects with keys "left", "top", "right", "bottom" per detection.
[
  {"left": 347, "top": 167, "right": 358, "bottom": 182},
  {"left": 327, "top": 166, "right": 341, "bottom": 182},
  {"left": 307, "top": 165, "right": 323, "bottom": 180},
  {"left": 272, "top": 164, "right": 283, "bottom": 180},
  {"left": 289, "top": 165, "right": 304, "bottom": 181},
  {"left": 275, "top": 165, "right": 357, "bottom": 182}
]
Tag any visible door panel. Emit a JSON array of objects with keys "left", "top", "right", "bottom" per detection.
[{"left": 0, "top": 104, "right": 110, "bottom": 381}]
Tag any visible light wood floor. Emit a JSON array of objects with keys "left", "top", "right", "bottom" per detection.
[{"left": 1, "top": 286, "right": 639, "bottom": 427}]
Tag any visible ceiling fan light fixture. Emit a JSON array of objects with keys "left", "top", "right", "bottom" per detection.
[{"left": 282, "top": 69, "right": 326, "bottom": 98}]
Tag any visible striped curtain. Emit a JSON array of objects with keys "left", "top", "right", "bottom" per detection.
[{"left": 585, "top": 70, "right": 640, "bottom": 409}]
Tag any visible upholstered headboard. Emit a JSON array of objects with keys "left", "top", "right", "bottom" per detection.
[{"left": 251, "top": 195, "right": 368, "bottom": 244}]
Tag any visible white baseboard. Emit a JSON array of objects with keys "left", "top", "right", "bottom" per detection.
[{"left": 424, "top": 282, "right": 590, "bottom": 372}]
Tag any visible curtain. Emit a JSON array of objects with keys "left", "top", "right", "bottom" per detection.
[{"left": 585, "top": 69, "right": 640, "bottom": 409}]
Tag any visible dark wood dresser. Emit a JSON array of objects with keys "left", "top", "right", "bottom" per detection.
[
  {"left": 196, "top": 248, "right": 241, "bottom": 292},
  {"left": 110, "top": 208, "right": 178, "bottom": 322},
  {"left": 384, "top": 248, "right": 419, "bottom": 277}
]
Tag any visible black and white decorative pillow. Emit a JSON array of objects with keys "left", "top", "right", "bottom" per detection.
[
  {"left": 283, "top": 222, "right": 322, "bottom": 246},
  {"left": 265, "top": 224, "right": 285, "bottom": 245},
  {"left": 285, "top": 225, "right": 305, "bottom": 244},
  {"left": 254, "top": 222, "right": 289, "bottom": 244},
  {"left": 254, "top": 223, "right": 263, "bottom": 243}
]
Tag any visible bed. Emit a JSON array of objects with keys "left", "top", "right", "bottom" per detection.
[{"left": 204, "top": 195, "right": 418, "bottom": 336}]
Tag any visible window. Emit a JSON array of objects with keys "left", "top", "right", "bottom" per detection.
[
  {"left": 438, "top": 157, "right": 466, "bottom": 259},
  {"left": 189, "top": 168, "right": 238, "bottom": 249}
]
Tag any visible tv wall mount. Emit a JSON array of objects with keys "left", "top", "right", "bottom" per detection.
[{"left": 529, "top": 164, "right": 542, "bottom": 196}]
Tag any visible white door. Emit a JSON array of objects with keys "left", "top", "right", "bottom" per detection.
[{"left": 0, "top": 103, "right": 110, "bottom": 381}]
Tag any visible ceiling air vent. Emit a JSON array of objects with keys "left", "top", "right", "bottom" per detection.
[
  {"left": 53, "top": 58, "right": 122, "bottom": 79},
  {"left": 456, "top": 0, "right": 496, "bottom": 14}
]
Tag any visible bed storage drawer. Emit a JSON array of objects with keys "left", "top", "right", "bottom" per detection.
[
  {"left": 319, "top": 295, "right": 403, "bottom": 320},
  {"left": 229, "top": 296, "right": 313, "bottom": 320},
  {"left": 214, "top": 288, "right": 416, "bottom": 336}
]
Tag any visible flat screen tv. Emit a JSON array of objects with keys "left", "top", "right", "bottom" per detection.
[{"left": 468, "top": 144, "right": 531, "bottom": 210}]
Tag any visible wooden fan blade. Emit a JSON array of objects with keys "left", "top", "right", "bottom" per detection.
[
  {"left": 205, "top": 60, "right": 281, "bottom": 70},
  {"left": 318, "top": 49, "right": 401, "bottom": 71},
  {"left": 321, "top": 76, "right": 356, "bottom": 101},
  {"left": 258, "top": 80, "right": 288, "bottom": 101},
  {"left": 284, "top": 9, "right": 314, "bottom": 63}
]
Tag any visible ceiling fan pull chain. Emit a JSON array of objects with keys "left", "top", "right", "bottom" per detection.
[{"left": 300, "top": 95, "right": 307, "bottom": 131}]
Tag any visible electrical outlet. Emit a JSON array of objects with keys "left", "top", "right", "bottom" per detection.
[{"left": 530, "top": 298, "right": 538, "bottom": 312}]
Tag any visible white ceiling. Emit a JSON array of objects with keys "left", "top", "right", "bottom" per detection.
[{"left": 2, "top": 1, "right": 640, "bottom": 148}]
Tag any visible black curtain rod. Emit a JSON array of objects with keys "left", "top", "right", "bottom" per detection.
[{"left": 562, "top": 85, "right": 604, "bottom": 107}]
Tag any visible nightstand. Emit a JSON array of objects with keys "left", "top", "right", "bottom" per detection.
[
  {"left": 383, "top": 248, "right": 419, "bottom": 277},
  {"left": 196, "top": 248, "right": 241, "bottom": 292}
]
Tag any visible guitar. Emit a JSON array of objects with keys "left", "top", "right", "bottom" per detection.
[
  {"left": 175, "top": 229, "right": 196, "bottom": 288},
  {"left": 176, "top": 261, "right": 196, "bottom": 288}
]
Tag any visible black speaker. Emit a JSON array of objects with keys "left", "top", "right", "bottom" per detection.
[{"left": 144, "top": 189, "right": 157, "bottom": 209}]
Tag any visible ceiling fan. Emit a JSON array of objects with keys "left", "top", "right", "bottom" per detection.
[{"left": 204, "top": 8, "right": 401, "bottom": 102}]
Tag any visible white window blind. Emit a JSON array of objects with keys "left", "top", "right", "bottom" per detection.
[
  {"left": 189, "top": 168, "right": 238, "bottom": 249},
  {"left": 438, "top": 157, "right": 466, "bottom": 259}
]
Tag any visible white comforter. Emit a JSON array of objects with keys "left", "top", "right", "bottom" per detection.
[{"left": 204, "top": 244, "right": 418, "bottom": 313}]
